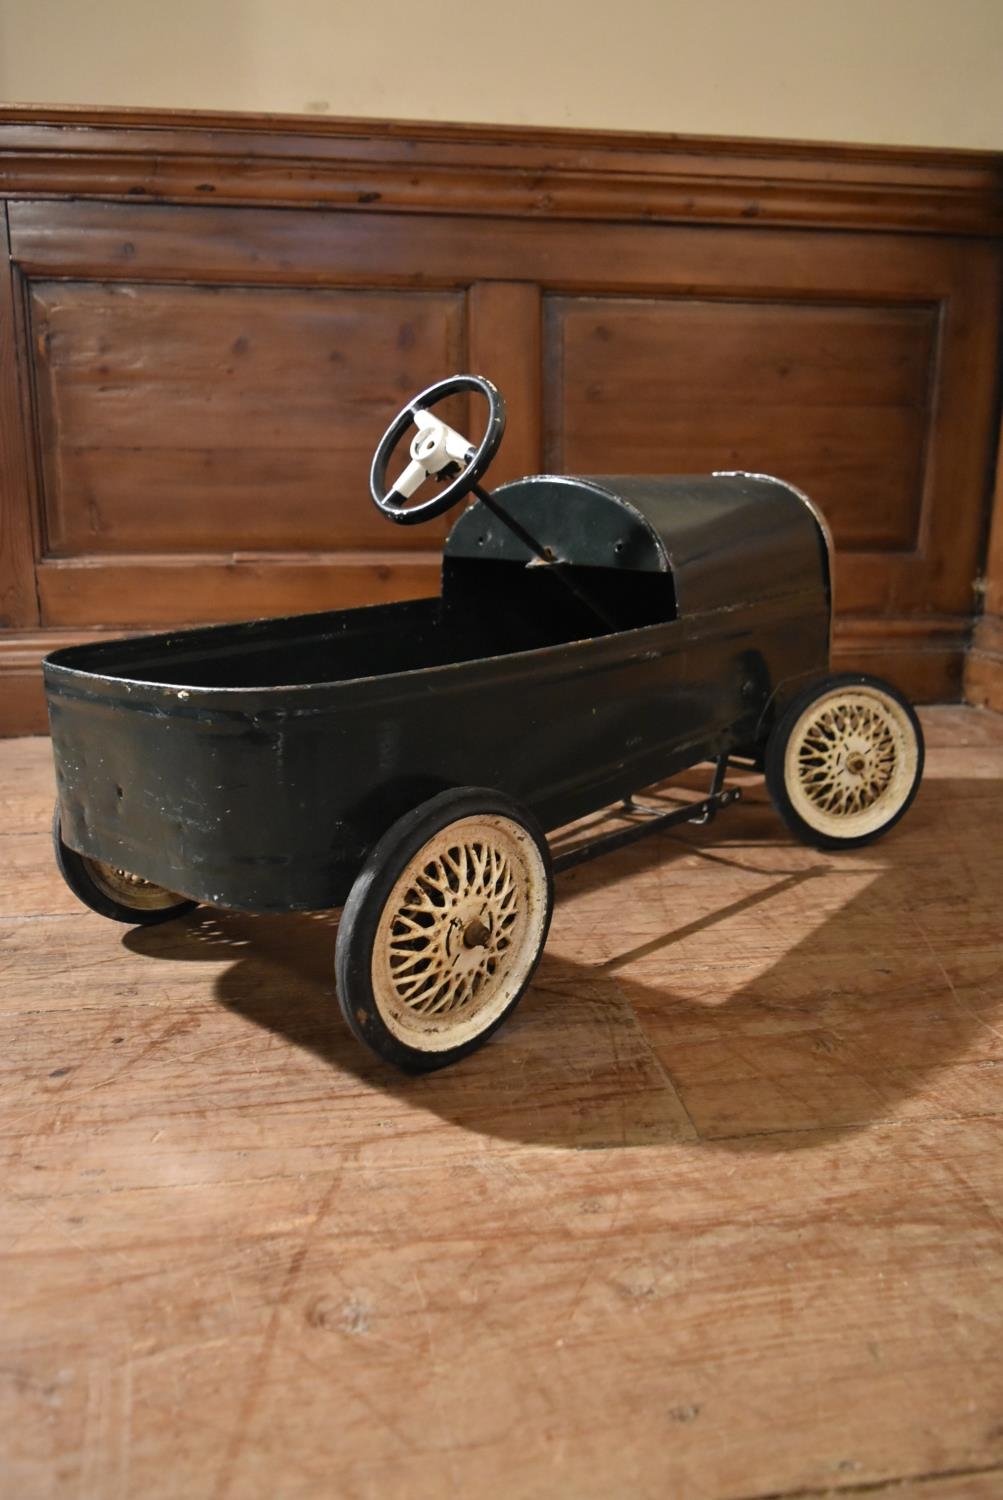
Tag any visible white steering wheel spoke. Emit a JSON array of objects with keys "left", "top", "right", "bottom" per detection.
[
  {"left": 442, "top": 423, "right": 477, "bottom": 464},
  {"left": 393, "top": 456, "right": 431, "bottom": 499},
  {"left": 402, "top": 411, "right": 476, "bottom": 495}
]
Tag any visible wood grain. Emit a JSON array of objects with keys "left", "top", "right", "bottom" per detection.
[
  {"left": 0, "top": 204, "right": 39, "bottom": 628},
  {"left": 30, "top": 281, "right": 465, "bottom": 556},
  {"left": 1, "top": 106, "right": 1001, "bottom": 234},
  {"left": 9, "top": 199, "right": 998, "bottom": 632},
  {"left": 10, "top": 196, "right": 989, "bottom": 296},
  {"left": 545, "top": 295, "right": 938, "bottom": 550},
  {"left": 2, "top": 706, "right": 1001, "bottom": 1497},
  {"left": 1, "top": 112, "right": 1002, "bottom": 731},
  {"left": 467, "top": 282, "right": 543, "bottom": 487},
  {"left": 966, "top": 417, "right": 1003, "bottom": 713},
  {"left": 35, "top": 553, "right": 441, "bottom": 628}
]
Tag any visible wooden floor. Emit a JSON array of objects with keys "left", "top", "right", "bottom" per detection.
[{"left": 3, "top": 708, "right": 1003, "bottom": 1500}]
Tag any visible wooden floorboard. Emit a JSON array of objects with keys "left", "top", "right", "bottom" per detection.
[{"left": 2, "top": 707, "right": 1002, "bottom": 1499}]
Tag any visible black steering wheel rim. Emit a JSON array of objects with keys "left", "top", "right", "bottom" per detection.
[{"left": 369, "top": 374, "right": 506, "bottom": 526}]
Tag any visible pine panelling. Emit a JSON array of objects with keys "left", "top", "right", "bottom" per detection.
[
  {"left": 0, "top": 110, "right": 1001, "bottom": 731},
  {"left": 35, "top": 554, "right": 442, "bottom": 629},
  {"left": 10, "top": 196, "right": 996, "bottom": 296},
  {"left": 0, "top": 107, "right": 1000, "bottom": 233},
  {"left": 966, "top": 427, "right": 1003, "bottom": 712},
  {"left": 0, "top": 205, "right": 39, "bottom": 630},
  {"left": 545, "top": 297, "right": 938, "bottom": 550},
  {"left": 30, "top": 282, "right": 465, "bottom": 557}
]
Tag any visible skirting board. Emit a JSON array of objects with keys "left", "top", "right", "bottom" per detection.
[{"left": 965, "top": 615, "right": 1003, "bottom": 715}]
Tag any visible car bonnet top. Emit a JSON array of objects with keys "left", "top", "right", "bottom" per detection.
[{"left": 444, "top": 472, "right": 832, "bottom": 616}]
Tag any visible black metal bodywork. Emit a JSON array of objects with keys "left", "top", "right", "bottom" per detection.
[{"left": 45, "top": 472, "right": 831, "bottom": 911}]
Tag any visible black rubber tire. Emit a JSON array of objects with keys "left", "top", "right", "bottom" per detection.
[
  {"left": 765, "top": 673, "right": 924, "bottom": 850},
  {"left": 53, "top": 805, "right": 198, "bottom": 926},
  {"left": 335, "top": 787, "right": 554, "bottom": 1073}
]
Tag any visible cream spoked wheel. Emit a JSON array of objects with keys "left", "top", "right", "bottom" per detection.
[
  {"left": 373, "top": 814, "right": 547, "bottom": 1050},
  {"left": 785, "top": 691, "right": 914, "bottom": 834},
  {"left": 336, "top": 789, "right": 553, "bottom": 1071},
  {"left": 83, "top": 859, "right": 188, "bottom": 912},
  {"left": 53, "top": 805, "right": 197, "bottom": 925},
  {"left": 765, "top": 674, "right": 924, "bottom": 849}
]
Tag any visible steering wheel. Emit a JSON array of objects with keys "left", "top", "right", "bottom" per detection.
[{"left": 369, "top": 374, "right": 506, "bottom": 525}]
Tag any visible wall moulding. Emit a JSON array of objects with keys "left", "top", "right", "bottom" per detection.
[{"left": 1, "top": 107, "right": 1001, "bottom": 234}]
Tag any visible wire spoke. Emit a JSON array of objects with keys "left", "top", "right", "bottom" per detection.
[
  {"left": 381, "top": 831, "right": 530, "bottom": 1020},
  {"left": 793, "top": 692, "right": 907, "bottom": 823}
]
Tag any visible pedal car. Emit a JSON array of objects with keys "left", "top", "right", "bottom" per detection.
[{"left": 45, "top": 374, "right": 925, "bottom": 1072}]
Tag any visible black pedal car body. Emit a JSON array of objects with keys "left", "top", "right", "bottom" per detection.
[{"left": 46, "top": 375, "right": 924, "bottom": 1071}]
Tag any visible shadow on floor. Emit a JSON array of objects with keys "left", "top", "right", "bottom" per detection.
[{"left": 122, "top": 773, "right": 1002, "bottom": 1155}]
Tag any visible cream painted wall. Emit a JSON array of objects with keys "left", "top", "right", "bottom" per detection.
[{"left": 0, "top": 0, "right": 1001, "bottom": 149}]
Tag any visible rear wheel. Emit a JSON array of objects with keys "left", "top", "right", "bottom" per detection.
[
  {"left": 765, "top": 674, "right": 924, "bottom": 849},
  {"left": 335, "top": 787, "right": 553, "bottom": 1072},
  {"left": 53, "top": 805, "right": 197, "bottom": 926}
]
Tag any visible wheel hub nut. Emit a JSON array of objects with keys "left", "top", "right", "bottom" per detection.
[{"left": 463, "top": 917, "right": 490, "bottom": 949}]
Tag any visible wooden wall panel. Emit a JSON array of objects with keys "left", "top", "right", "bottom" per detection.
[
  {"left": 31, "top": 283, "right": 465, "bottom": 559},
  {"left": 0, "top": 205, "right": 39, "bottom": 630},
  {"left": 545, "top": 297, "right": 937, "bottom": 550},
  {"left": 0, "top": 109, "right": 1000, "bottom": 730},
  {"left": 1, "top": 107, "right": 1000, "bottom": 234},
  {"left": 9, "top": 196, "right": 990, "bottom": 297},
  {"left": 966, "top": 429, "right": 1003, "bottom": 713}
]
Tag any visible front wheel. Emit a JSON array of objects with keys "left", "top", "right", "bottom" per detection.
[
  {"left": 53, "top": 806, "right": 197, "bottom": 926},
  {"left": 765, "top": 674, "right": 924, "bottom": 849},
  {"left": 335, "top": 787, "right": 553, "bottom": 1072}
]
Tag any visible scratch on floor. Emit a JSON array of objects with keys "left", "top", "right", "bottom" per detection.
[
  {"left": 209, "top": 1163, "right": 346, "bottom": 1500},
  {"left": 914, "top": 921, "right": 1003, "bottom": 1047}
]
